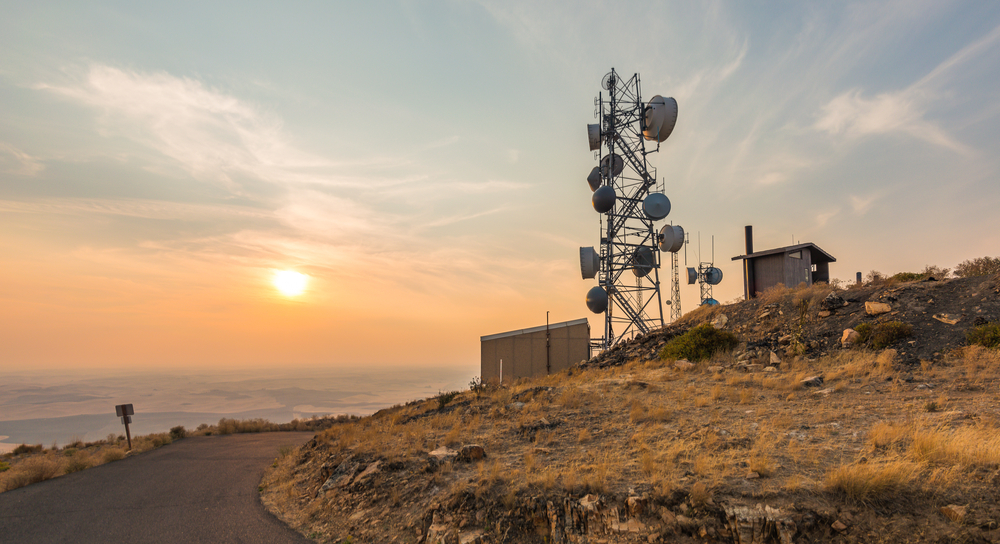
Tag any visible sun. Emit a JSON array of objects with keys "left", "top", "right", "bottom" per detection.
[{"left": 272, "top": 270, "right": 308, "bottom": 296}]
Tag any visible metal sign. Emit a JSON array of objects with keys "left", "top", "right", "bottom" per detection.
[{"left": 114, "top": 404, "right": 134, "bottom": 450}]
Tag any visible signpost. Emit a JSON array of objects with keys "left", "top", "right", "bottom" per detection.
[{"left": 115, "top": 404, "right": 134, "bottom": 451}]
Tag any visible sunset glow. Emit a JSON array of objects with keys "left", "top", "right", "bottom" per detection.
[{"left": 273, "top": 270, "right": 308, "bottom": 297}]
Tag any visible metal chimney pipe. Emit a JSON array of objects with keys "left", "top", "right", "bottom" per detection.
[{"left": 745, "top": 225, "right": 754, "bottom": 255}]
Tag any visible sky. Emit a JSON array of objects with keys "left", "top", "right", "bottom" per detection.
[{"left": 2, "top": 1, "right": 1000, "bottom": 371}]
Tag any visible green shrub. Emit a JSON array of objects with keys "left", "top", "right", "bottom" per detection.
[
  {"left": 11, "top": 444, "right": 42, "bottom": 456},
  {"left": 169, "top": 426, "right": 187, "bottom": 440},
  {"left": 64, "top": 456, "right": 91, "bottom": 473},
  {"left": 967, "top": 322, "right": 1000, "bottom": 349},
  {"left": 855, "top": 321, "right": 913, "bottom": 349},
  {"left": 659, "top": 324, "right": 739, "bottom": 362},
  {"left": 889, "top": 272, "right": 923, "bottom": 283},
  {"left": 0, "top": 461, "right": 9, "bottom": 472},
  {"left": 955, "top": 256, "right": 1000, "bottom": 278},
  {"left": 436, "top": 391, "right": 460, "bottom": 410}
]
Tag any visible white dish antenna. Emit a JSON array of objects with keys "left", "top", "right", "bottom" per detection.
[
  {"left": 587, "top": 167, "right": 602, "bottom": 192},
  {"left": 658, "top": 225, "right": 684, "bottom": 253},
  {"left": 600, "top": 153, "right": 624, "bottom": 178},
  {"left": 592, "top": 185, "right": 616, "bottom": 213},
  {"left": 687, "top": 267, "right": 698, "bottom": 285},
  {"left": 586, "top": 285, "right": 608, "bottom": 314},
  {"left": 643, "top": 95, "right": 678, "bottom": 143},
  {"left": 631, "top": 247, "right": 655, "bottom": 277},
  {"left": 587, "top": 124, "right": 602, "bottom": 151},
  {"left": 643, "top": 193, "right": 671, "bottom": 220},
  {"left": 579, "top": 247, "right": 599, "bottom": 279}
]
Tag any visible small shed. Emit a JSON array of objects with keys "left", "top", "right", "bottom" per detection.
[
  {"left": 480, "top": 318, "right": 590, "bottom": 383},
  {"left": 731, "top": 227, "right": 836, "bottom": 299}
]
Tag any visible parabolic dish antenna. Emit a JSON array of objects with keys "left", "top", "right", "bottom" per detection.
[
  {"left": 642, "top": 96, "right": 678, "bottom": 143},
  {"left": 600, "top": 153, "right": 624, "bottom": 178},
  {"left": 601, "top": 71, "right": 616, "bottom": 90},
  {"left": 704, "top": 267, "right": 723, "bottom": 286},
  {"left": 586, "top": 285, "right": 609, "bottom": 314},
  {"left": 687, "top": 267, "right": 698, "bottom": 285},
  {"left": 701, "top": 298, "right": 719, "bottom": 306},
  {"left": 658, "top": 225, "right": 684, "bottom": 253},
  {"left": 587, "top": 166, "right": 602, "bottom": 192},
  {"left": 631, "top": 246, "right": 655, "bottom": 277},
  {"left": 592, "top": 185, "right": 616, "bottom": 213},
  {"left": 643, "top": 193, "right": 671, "bottom": 220},
  {"left": 580, "top": 247, "right": 599, "bottom": 279},
  {"left": 587, "top": 124, "right": 602, "bottom": 151}
]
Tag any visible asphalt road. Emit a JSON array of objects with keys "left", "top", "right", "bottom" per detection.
[{"left": 0, "top": 432, "right": 316, "bottom": 543}]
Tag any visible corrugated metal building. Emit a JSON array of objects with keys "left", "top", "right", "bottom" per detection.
[{"left": 480, "top": 318, "right": 590, "bottom": 383}]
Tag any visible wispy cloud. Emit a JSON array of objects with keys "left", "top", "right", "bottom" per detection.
[{"left": 0, "top": 143, "right": 44, "bottom": 176}]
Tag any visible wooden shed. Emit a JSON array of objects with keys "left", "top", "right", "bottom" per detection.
[
  {"left": 731, "top": 226, "right": 836, "bottom": 299},
  {"left": 480, "top": 318, "right": 590, "bottom": 383}
]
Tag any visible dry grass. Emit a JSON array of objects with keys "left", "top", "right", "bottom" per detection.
[{"left": 825, "top": 458, "right": 921, "bottom": 505}]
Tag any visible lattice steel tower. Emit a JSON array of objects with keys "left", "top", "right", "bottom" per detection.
[{"left": 579, "top": 69, "right": 683, "bottom": 350}]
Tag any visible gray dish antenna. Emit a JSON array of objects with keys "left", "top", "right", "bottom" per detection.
[
  {"left": 643, "top": 96, "right": 678, "bottom": 143},
  {"left": 658, "top": 225, "right": 684, "bottom": 253},
  {"left": 579, "top": 247, "right": 599, "bottom": 279},
  {"left": 587, "top": 167, "right": 601, "bottom": 192},
  {"left": 643, "top": 193, "right": 670, "bottom": 220},
  {"left": 600, "top": 154, "right": 624, "bottom": 177},
  {"left": 687, "top": 267, "right": 697, "bottom": 285},
  {"left": 631, "top": 246, "right": 655, "bottom": 277},
  {"left": 586, "top": 285, "right": 608, "bottom": 314},
  {"left": 601, "top": 71, "right": 616, "bottom": 90},
  {"left": 592, "top": 185, "right": 616, "bottom": 213},
  {"left": 704, "top": 267, "right": 723, "bottom": 285},
  {"left": 587, "top": 124, "right": 602, "bottom": 151}
]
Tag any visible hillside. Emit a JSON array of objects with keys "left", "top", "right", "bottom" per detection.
[{"left": 261, "top": 274, "right": 1000, "bottom": 544}]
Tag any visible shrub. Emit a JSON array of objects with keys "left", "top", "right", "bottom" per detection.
[
  {"left": 954, "top": 256, "right": 1000, "bottom": 278},
  {"left": 825, "top": 458, "right": 920, "bottom": 505},
  {"left": 889, "top": 272, "right": 923, "bottom": 283},
  {"left": 11, "top": 444, "right": 43, "bottom": 456},
  {"left": 966, "top": 322, "right": 1000, "bottom": 349},
  {"left": 169, "top": 426, "right": 187, "bottom": 440},
  {"left": 660, "top": 324, "right": 739, "bottom": 362},
  {"left": 64, "top": 456, "right": 91, "bottom": 473},
  {"left": 102, "top": 448, "right": 126, "bottom": 463},
  {"left": 436, "top": 391, "right": 460, "bottom": 410},
  {"left": 854, "top": 321, "right": 912, "bottom": 349},
  {"left": 0, "top": 461, "right": 9, "bottom": 472}
]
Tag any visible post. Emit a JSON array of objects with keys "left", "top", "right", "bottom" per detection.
[
  {"left": 546, "top": 311, "right": 551, "bottom": 374},
  {"left": 499, "top": 359, "right": 503, "bottom": 384}
]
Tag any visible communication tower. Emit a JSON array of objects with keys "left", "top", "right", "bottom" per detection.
[
  {"left": 579, "top": 69, "right": 683, "bottom": 350},
  {"left": 686, "top": 235, "right": 723, "bottom": 306}
]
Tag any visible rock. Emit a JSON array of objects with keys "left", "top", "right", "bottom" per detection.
[
  {"left": 818, "top": 310, "right": 832, "bottom": 318},
  {"left": 724, "top": 505, "right": 796, "bottom": 544},
  {"left": 707, "top": 365, "right": 724, "bottom": 373},
  {"left": 764, "top": 366, "right": 778, "bottom": 373},
  {"left": 778, "top": 335, "right": 792, "bottom": 345},
  {"left": 627, "top": 495, "right": 647, "bottom": 516},
  {"left": 832, "top": 520, "right": 848, "bottom": 532},
  {"left": 866, "top": 301, "right": 892, "bottom": 315},
  {"left": 458, "top": 530, "right": 486, "bottom": 544},
  {"left": 758, "top": 311, "right": 772, "bottom": 319},
  {"left": 674, "top": 359, "right": 695, "bottom": 370},
  {"left": 770, "top": 351, "right": 781, "bottom": 364},
  {"left": 456, "top": 445, "right": 486, "bottom": 462},
  {"left": 711, "top": 313, "right": 729, "bottom": 329},
  {"left": 353, "top": 460, "right": 381, "bottom": 484},
  {"left": 841, "top": 329, "right": 860, "bottom": 348},
  {"left": 821, "top": 292, "right": 845, "bottom": 310},
  {"left": 746, "top": 471, "right": 760, "bottom": 479},
  {"left": 812, "top": 387, "right": 834, "bottom": 396},
  {"left": 746, "top": 364, "right": 763, "bottom": 372},
  {"left": 507, "top": 402, "right": 526, "bottom": 410},
  {"left": 801, "top": 376, "right": 824, "bottom": 387},
  {"left": 932, "top": 313, "right": 960, "bottom": 325},
  {"left": 940, "top": 504, "right": 967, "bottom": 522}
]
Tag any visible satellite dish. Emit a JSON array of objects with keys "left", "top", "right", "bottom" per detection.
[
  {"left": 601, "top": 72, "right": 616, "bottom": 90},
  {"left": 658, "top": 225, "right": 684, "bottom": 253},
  {"left": 592, "top": 185, "right": 616, "bottom": 213},
  {"left": 587, "top": 167, "right": 601, "bottom": 192},
  {"left": 643, "top": 193, "right": 671, "bottom": 220},
  {"left": 631, "top": 246, "right": 655, "bottom": 277},
  {"left": 687, "top": 267, "right": 697, "bottom": 285},
  {"left": 643, "top": 96, "right": 678, "bottom": 143},
  {"left": 586, "top": 285, "right": 608, "bottom": 314},
  {"left": 587, "top": 124, "right": 602, "bottom": 151},
  {"left": 600, "top": 154, "right": 624, "bottom": 178},
  {"left": 705, "top": 267, "right": 723, "bottom": 285},
  {"left": 701, "top": 298, "right": 719, "bottom": 306},
  {"left": 580, "top": 247, "right": 599, "bottom": 279}
]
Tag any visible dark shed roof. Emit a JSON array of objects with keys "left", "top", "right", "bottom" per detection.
[{"left": 731, "top": 242, "right": 836, "bottom": 263}]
